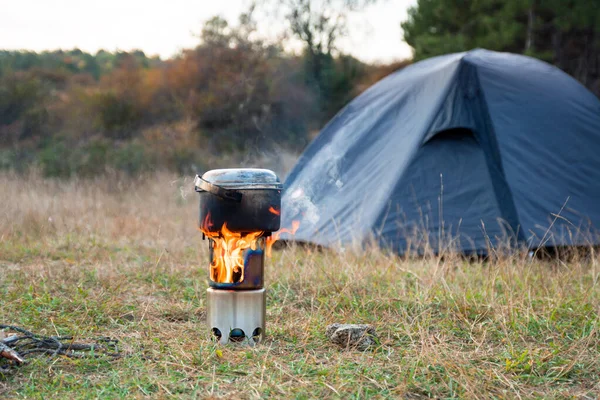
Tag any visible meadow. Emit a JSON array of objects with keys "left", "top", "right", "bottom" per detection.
[{"left": 1, "top": 172, "right": 599, "bottom": 399}]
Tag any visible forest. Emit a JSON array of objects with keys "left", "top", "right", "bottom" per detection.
[
  {"left": 1, "top": 0, "right": 598, "bottom": 177},
  {"left": 402, "top": 0, "right": 600, "bottom": 94}
]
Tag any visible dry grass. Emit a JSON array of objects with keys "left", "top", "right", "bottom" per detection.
[{"left": 1, "top": 172, "right": 599, "bottom": 399}]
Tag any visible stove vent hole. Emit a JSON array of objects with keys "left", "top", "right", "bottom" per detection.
[
  {"left": 229, "top": 328, "right": 246, "bottom": 342},
  {"left": 252, "top": 328, "right": 262, "bottom": 342},
  {"left": 211, "top": 328, "right": 222, "bottom": 341}
]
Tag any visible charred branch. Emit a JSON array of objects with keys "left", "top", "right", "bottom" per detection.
[{"left": 0, "top": 325, "right": 120, "bottom": 371}]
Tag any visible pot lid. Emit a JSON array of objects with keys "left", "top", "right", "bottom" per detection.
[{"left": 200, "top": 168, "right": 282, "bottom": 189}]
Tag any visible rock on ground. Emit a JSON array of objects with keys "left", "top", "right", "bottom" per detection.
[{"left": 325, "top": 323, "right": 378, "bottom": 351}]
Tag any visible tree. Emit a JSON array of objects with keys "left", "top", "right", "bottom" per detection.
[
  {"left": 401, "top": 0, "right": 527, "bottom": 59},
  {"left": 401, "top": 0, "right": 600, "bottom": 96},
  {"left": 201, "top": 16, "right": 231, "bottom": 47},
  {"left": 161, "top": 9, "right": 315, "bottom": 150},
  {"left": 282, "top": 0, "right": 376, "bottom": 54},
  {"left": 270, "top": 0, "right": 375, "bottom": 120}
]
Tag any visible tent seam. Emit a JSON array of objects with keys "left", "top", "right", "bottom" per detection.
[{"left": 470, "top": 64, "right": 526, "bottom": 244}]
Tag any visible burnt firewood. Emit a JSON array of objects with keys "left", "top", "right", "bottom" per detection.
[
  {"left": 0, "top": 324, "right": 120, "bottom": 371},
  {"left": 0, "top": 342, "right": 24, "bottom": 364}
]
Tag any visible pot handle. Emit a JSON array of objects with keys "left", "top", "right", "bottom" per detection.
[{"left": 194, "top": 175, "right": 243, "bottom": 202}]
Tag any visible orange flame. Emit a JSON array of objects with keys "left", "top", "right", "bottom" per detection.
[
  {"left": 268, "top": 206, "right": 281, "bottom": 216},
  {"left": 200, "top": 212, "right": 300, "bottom": 283},
  {"left": 266, "top": 220, "right": 300, "bottom": 257},
  {"left": 203, "top": 222, "right": 263, "bottom": 283},
  {"left": 202, "top": 212, "right": 213, "bottom": 230}
]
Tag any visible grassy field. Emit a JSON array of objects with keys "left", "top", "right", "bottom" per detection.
[{"left": 1, "top": 172, "right": 599, "bottom": 399}]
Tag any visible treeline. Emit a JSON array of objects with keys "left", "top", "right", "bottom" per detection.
[
  {"left": 3, "top": 1, "right": 597, "bottom": 178},
  {"left": 403, "top": 0, "right": 600, "bottom": 96},
  {"left": 0, "top": 49, "right": 160, "bottom": 79},
  {"left": 0, "top": 8, "right": 402, "bottom": 177}
]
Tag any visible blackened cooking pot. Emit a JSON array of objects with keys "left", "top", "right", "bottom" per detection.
[{"left": 194, "top": 168, "right": 282, "bottom": 233}]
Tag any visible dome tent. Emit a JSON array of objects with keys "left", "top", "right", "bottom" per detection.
[{"left": 281, "top": 49, "right": 600, "bottom": 254}]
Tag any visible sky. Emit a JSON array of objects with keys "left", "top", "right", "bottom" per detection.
[{"left": 1, "top": 0, "right": 416, "bottom": 63}]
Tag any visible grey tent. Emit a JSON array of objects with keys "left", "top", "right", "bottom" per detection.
[{"left": 281, "top": 49, "right": 600, "bottom": 254}]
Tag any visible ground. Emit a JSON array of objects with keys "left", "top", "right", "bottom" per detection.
[{"left": 1, "top": 173, "right": 599, "bottom": 399}]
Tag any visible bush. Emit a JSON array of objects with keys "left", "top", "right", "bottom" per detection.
[
  {"left": 76, "top": 138, "right": 110, "bottom": 177},
  {"left": 92, "top": 91, "right": 140, "bottom": 139},
  {"left": 0, "top": 149, "right": 16, "bottom": 171},
  {"left": 110, "top": 142, "right": 151, "bottom": 175},
  {"left": 37, "top": 138, "right": 154, "bottom": 177},
  {"left": 167, "top": 147, "right": 199, "bottom": 175},
  {"left": 0, "top": 148, "right": 36, "bottom": 173},
  {"left": 38, "top": 141, "right": 73, "bottom": 177},
  {"left": 20, "top": 106, "right": 49, "bottom": 140},
  {"left": 0, "top": 73, "right": 46, "bottom": 127}
]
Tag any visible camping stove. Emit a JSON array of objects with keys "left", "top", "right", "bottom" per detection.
[{"left": 194, "top": 169, "right": 282, "bottom": 345}]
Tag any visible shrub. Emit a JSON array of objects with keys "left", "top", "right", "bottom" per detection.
[
  {"left": 38, "top": 140, "right": 73, "bottom": 177},
  {"left": 92, "top": 91, "right": 140, "bottom": 139},
  {"left": 110, "top": 142, "right": 151, "bottom": 175},
  {"left": 76, "top": 138, "right": 110, "bottom": 177}
]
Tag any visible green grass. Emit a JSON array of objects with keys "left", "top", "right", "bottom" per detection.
[{"left": 1, "top": 173, "right": 599, "bottom": 398}]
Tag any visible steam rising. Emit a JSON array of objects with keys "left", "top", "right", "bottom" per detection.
[{"left": 284, "top": 188, "right": 320, "bottom": 227}]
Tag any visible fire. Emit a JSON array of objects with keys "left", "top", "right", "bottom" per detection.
[
  {"left": 268, "top": 206, "right": 280, "bottom": 216},
  {"left": 202, "top": 213, "right": 213, "bottom": 230},
  {"left": 266, "top": 220, "right": 300, "bottom": 257},
  {"left": 201, "top": 213, "right": 300, "bottom": 283},
  {"left": 203, "top": 222, "right": 263, "bottom": 283}
]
